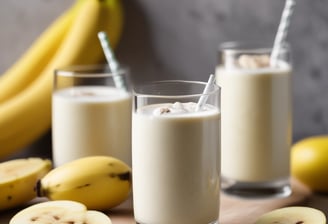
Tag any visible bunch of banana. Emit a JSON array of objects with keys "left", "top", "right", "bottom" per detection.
[
  {"left": 36, "top": 156, "right": 132, "bottom": 211},
  {"left": 0, "top": 157, "right": 52, "bottom": 211},
  {"left": 0, "top": 2, "right": 81, "bottom": 104},
  {"left": 9, "top": 200, "right": 113, "bottom": 224},
  {"left": 0, "top": 0, "right": 124, "bottom": 159}
]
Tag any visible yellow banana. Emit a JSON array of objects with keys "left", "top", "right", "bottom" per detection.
[
  {"left": 36, "top": 156, "right": 132, "bottom": 211},
  {"left": 9, "top": 200, "right": 113, "bottom": 224},
  {"left": 0, "top": 2, "right": 81, "bottom": 103},
  {"left": 0, "top": 0, "right": 124, "bottom": 159},
  {"left": 0, "top": 157, "right": 52, "bottom": 211}
]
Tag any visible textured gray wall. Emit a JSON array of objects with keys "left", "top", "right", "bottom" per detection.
[
  {"left": 117, "top": 0, "right": 328, "bottom": 142},
  {"left": 0, "top": 0, "right": 327, "bottom": 155}
]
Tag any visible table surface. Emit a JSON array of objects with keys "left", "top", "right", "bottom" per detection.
[{"left": 1, "top": 179, "right": 328, "bottom": 224}]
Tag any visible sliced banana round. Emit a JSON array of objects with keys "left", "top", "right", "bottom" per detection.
[
  {"left": 0, "top": 157, "right": 52, "bottom": 210},
  {"left": 254, "top": 206, "right": 326, "bottom": 224},
  {"left": 9, "top": 200, "right": 87, "bottom": 224},
  {"left": 85, "top": 210, "right": 112, "bottom": 224}
]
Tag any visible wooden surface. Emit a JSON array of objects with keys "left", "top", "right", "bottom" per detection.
[
  {"left": 1, "top": 179, "right": 327, "bottom": 224},
  {"left": 108, "top": 178, "right": 312, "bottom": 224},
  {"left": 219, "top": 179, "right": 312, "bottom": 224}
]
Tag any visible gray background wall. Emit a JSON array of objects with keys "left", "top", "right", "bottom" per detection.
[{"left": 0, "top": 0, "right": 327, "bottom": 156}]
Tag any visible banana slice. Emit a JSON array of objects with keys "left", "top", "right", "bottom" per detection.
[
  {"left": 0, "top": 157, "right": 52, "bottom": 210},
  {"left": 9, "top": 200, "right": 87, "bottom": 224},
  {"left": 254, "top": 206, "right": 326, "bottom": 224},
  {"left": 9, "top": 200, "right": 112, "bottom": 224},
  {"left": 85, "top": 210, "right": 112, "bottom": 223}
]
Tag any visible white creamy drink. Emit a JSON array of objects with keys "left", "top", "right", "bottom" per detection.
[
  {"left": 216, "top": 55, "right": 292, "bottom": 183},
  {"left": 133, "top": 102, "right": 220, "bottom": 224},
  {"left": 52, "top": 86, "right": 132, "bottom": 166}
]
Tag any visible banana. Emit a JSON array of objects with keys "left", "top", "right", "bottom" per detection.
[
  {"left": 0, "top": 0, "right": 124, "bottom": 159},
  {"left": 0, "top": 1, "right": 81, "bottom": 103},
  {"left": 9, "top": 200, "right": 112, "bottom": 224},
  {"left": 36, "top": 156, "right": 132, "bottom": 211},
  {"left": 0, "top": 157, "right": 52, "bottom": 211}
]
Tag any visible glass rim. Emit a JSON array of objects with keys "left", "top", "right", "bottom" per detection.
[
  {"left": 133, "top": 80, "right": 220, "bottom": 99},
  {"left": 54, "top": 64, "right": 129, "bottom": 78},
  {"left": 218, "top": 41, "right": 290, "bottom": 54}
]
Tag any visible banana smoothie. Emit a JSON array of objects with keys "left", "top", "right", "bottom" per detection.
[
  {"left": 132, "top": 102, "right": 220, "bottom": 224},
  {"left": 52, "top": 86, "right": 132, "bottom": 166},
  {"left": 216, "top": 51, "right": 292, "bottom": 196}
]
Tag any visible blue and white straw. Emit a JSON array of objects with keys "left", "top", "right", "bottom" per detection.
[
  {"left": 270, "top": 0, "right": 296, "bottom": 67},
  {"left": 98, "top": 31, "right": 126, "bottom": 90}
]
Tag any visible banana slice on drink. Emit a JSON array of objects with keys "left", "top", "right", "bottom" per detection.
[
  {"left": 9, "top": 200, "right": 112, "bottom": 224},
  {"left": 254, "top": 206, "right": 326, "bottom": 224}
]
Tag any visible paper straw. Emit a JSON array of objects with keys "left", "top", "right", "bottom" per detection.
[
  {"left": 195, "top": 74, "right": 216, "bottom": 112},
  {"left": 270, "top": 0, "right": 296, "bottom": 67},
  {"left": 97, "top": 31, "right": 126, "bottom": 90}
]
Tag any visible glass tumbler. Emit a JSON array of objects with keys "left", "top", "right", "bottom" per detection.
[
  {"left": 132, "top": 80, "right": 221, "bottom": 224},
  {"left": 52, "top": 65, "right": 132, "bottom": 167},
  {"left": 216, "top": 41, "right": 292, "bottom": 198}
]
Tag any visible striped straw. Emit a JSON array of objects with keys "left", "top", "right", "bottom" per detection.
[
  {"left": 98, "top": 31, "right": 127, "bottom": 90},
  {"left": 195, "top": 74, "right": 216, "bottom": 112},
  {"left": 270, "top": 0, "right": 296, "bottom": 67}
]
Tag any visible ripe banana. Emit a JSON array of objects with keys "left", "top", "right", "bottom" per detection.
[
  {"left": 0, "top": 0, "right": 124, "bottom": 159},
  {"left": 0, "top": 1, "right": 81, "bottom": 104},
  {"left": 0, "top": 157, "right": 52, "bottom": 211},
  {"left": 36, "top": 156, "right": 132, "bottom": 211}
]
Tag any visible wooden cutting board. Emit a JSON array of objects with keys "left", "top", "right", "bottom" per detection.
[
  {"left": 0, "top": 179, "right": 310, "bottom": 224},
  {"left": 218, "top": 179, "right": 311, "bottom": 224},
  {"left": 107, "top": 178, "right": 311, "bottom": 224}
]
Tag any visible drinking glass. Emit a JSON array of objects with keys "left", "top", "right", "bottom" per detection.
[
  {"left": 216, "top": 41, "right": 292, "bottom": 198},
  {"left": 52, "top": 65, "right": 132, "bottom": 167},
  {"left": 132, "top": 80, "right": 220, "bottom": 224}
]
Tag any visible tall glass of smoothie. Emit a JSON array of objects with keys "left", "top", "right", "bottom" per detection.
[
  {"left": 52, "top": 65, "right": 132, "bottom": 167},
  {"left": 216, "top": 42, "right": 292, "bottom": 198},
  {"left": 132, "top": 80, "right": 221, "bottom": 224}
]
